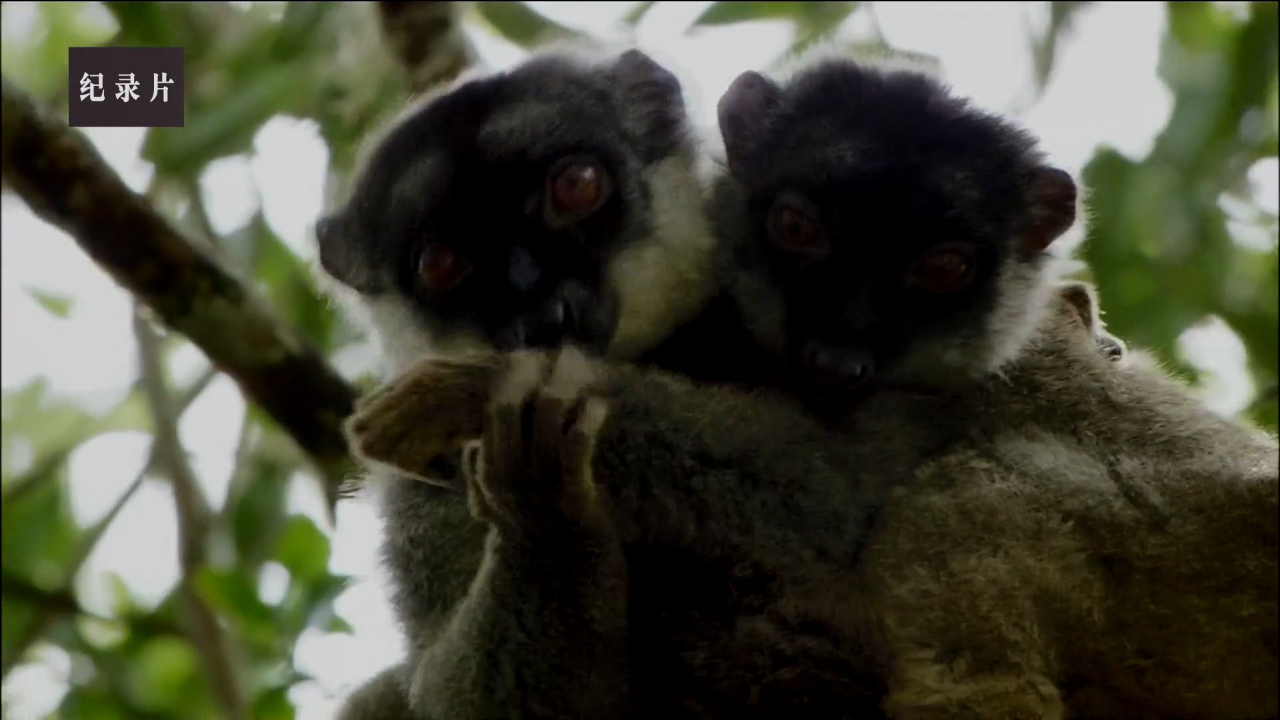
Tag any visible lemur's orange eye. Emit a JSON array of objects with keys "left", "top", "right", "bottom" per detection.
[
  {"left": 767, "top": 206, "right": 826, "bottom": 252},
  {"left": 418, "top": 244, "right": 471, "bottom": 292},
  {"left": 552, "top": 163, "right": 602, "bottom": 214},
  {"left": 906, "top": 244, "right": 975, "bottom": 294},
  {"left": 546, "top": 156, "right": 612, "bottom": 222}
]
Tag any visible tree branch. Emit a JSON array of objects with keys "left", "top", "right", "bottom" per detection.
[
  {"left": 133, "top": 305, "right": 247, "bottom": 720},
  {"left": 377, "top": 1, "right": 478, "bottom": 93},
  {"left": 0, "top": 75, "right": 358, "bottom": 502}
]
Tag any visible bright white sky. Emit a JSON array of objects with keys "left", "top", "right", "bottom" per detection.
[{"left": 1, "top": 2, "right": 1276, "bottom": 718}]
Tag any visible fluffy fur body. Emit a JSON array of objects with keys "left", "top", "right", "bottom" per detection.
[
  {"left": 329, "top": 46, "right": 1276, "bottom": 719},
  {"left": 856, "top": 297, "right": 1278, "bottom": 720},
  {"left": 321, "top": 47, "right": 792, "bottom": 719},
  {"left": 709, "top": 56, "right": 1280, "bottom": 718},
  {"left": 345, "top": 54, "right": 1277, "bottom": 720},
  {"left": 349, "top": 286, "right": 1277, "bottom": 720}
]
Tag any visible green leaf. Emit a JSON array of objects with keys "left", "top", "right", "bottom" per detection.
[
  {"left": 123, "top": 636, "right": 200, "bottom": 713},
  {"left": 252, "top": 687, "right": 296, "bottom": 720},
  {"left": 25, "top": 287, "right": 74, "bottom": 319},
  {"left": 1166, "top": 1, "right": 1234, "bottom": 53},
  {"left": 693, "top": 1, "right": 854, "bottom": 29},
  {"left": 192, "top": 567, "right": 279, "bottom": 651},
  {"left": 1, "top": 478, "right": 81, "bottom": 584},
  {"left": 103, "top": 1, "right": 171, "bottom": 46},
  {"left": 228, "top": 455, "right": 290, "bottom": 569},
  {"left": 1, "top": 598, "right": 37, "bottom": 670},
  {"left": 1029, "top": 3, "right": 1090, "bottom": 96},
  {"left": 143, "top": 63, "right": 316, "bottom": 176},
  {"left": 251, "top": 216, "right": 339, "bottom": 350},
  {"left": 270, "top": 1, "right": 333, "bottom": 60},
  {"left": 473, "top": 2, "right": 583, "bottom": 48},
  {"left": 622, "top": 1, "right": 659, "bottom": 27},
  {"left": 324, "top": 614, "right": 354, "bottom": 635},
  {"left": 271, "top": 515, "right": 331, "bottom": 583},
  {"left": 278, "top": 571, "right": 352, "bottom": 639}
]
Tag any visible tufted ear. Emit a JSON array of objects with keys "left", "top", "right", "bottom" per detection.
[
  {"left": 611, "top": 49, "right": 687, "bottom": 163},
  {"left": 717, "top": 70, "right": 782, "bottom": 182},
  {"left": 1018, "top": 166, "right": 1077, "bottom": 256},
  {"left": 1056, "top": 280, "right": 1098, "bottom": 330},
  {"left": 315, "top": 211, "right": 380, "bottom": 292}
]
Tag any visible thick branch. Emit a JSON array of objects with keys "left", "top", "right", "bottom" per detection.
[
  {"left": 0, "top": 76, "right": 357, "bottom": 499},
  {"left": 377, "top": 1, "right": 478, "bottom": 93}
]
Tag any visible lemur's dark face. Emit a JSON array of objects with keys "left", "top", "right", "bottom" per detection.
[
  {"left": 316, "top": 50, "right": 711, "bottom": 371},
  {"left": 718, "top": 60, "right": 1077, "bottom": 408}
]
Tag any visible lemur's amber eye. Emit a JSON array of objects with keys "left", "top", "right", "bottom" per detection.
[
  {"left": 906, "top": 244, "right": 975, "bottom": 294},
  {"left": 418, "top": 243, "right": 471, "bottom": 292},
  {"left": 547, "top": 156, "right": 611, "bottom": 221},
  {"left": 767, "top": 206, "right": 826, "bottom": 252}
]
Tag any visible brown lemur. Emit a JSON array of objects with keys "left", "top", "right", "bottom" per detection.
[
  {"left": 345, "top": 51, "right": 1277, "bottom": 720},
  {"left": 324, "top": 43, "right": 1145, "bottom": 720},
  {"left": 317, "top": 45, "right": 878, "bottom": 719},
  {"left": 706, "top": 56, "right": 1278, "bottom": 719}
]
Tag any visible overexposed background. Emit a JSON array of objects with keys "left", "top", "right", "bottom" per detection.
[{"left": 2, "top": 2, "right": 1276, "bottom": 718}]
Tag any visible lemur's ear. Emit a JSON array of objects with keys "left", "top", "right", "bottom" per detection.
[{"left": 718, "top": 71, "right": 782, "bottom": 182}]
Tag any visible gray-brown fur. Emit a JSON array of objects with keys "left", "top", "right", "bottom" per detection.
[
  {"left": 342, "top": 344, "right": 912, "bottom": 718},
  {"left": 349, "top": 292, "right": 1278, "bottom": 720},
  {"left": 317, "top": 45, "right": 746, "bottom": 719},
  {"left": 857, "top": 297, "right": 1278, "bottom": 720},
  {"left": 339, "top": 283, "right": 1133, "bottom": 718},
  {"left": 346, "top": 49, "right": 1275, "bottom": 719},
  {"left": 707, "top": 53, "right": 1277, "bottom": 718}
]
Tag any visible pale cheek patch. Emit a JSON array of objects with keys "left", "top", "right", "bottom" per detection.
[
  {"left": 983, "top": 252, "right": 1072, "bottom": 374},
  {"left": 607, "top": 152, "right": 721, "bottom": 360},
  {"left": 361, "top": 295, "right": 495, "bottom": 380}
]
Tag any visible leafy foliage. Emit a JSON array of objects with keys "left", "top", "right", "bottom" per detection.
[{"left": 0, "top": 2, "right": 1275, "bottom": 718}]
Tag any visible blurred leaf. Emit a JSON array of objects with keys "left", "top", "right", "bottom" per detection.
[
  {"left": 228, "top": 456, "right": 291, "bottom": 569},
  {"left": 143, "top": 65, "right": 316, "bottom": 177},
  {"left": 102, "top": 1, "right": 171, "bottom": 46},
  {"left": 272, "top": 515, "right": 331, "bottom": 583},
  {"left": 270, "top": 2, "right": 333, "bottom": 60},
  {"left": 2, "top": 382, "right": 151, "bottom": 506},
  {"left": 1, "top": 599, "right": 37, "bottom": 670},
  {"left": 2, "top": 477, "right": 82, "bottom": 585},
  {"left": 76, "top": 614, "right": 130, "bottom": 652},
  {"left": 1084, "top": 2, "right": 1278, "bottom": 431},
  {"left": 192, "top": 567, "right": 279, "bottom": 652},
  {"left": 1166, "top": 1, "right": 1235, "bottom": 53},
  {"left": 1029, "top": 3, "right": 1089, "bottom": 95},
  {"left": 123, "top": 636, "right": 201, "bottom": 713},
  {"left": 251, "top": 216, "right": 340, "bottom": 350},
  {"left": 25, "top": 287, "right": 74, "bottom": 319},
  {"left": 0, "top": 3, "right": 117, "bottom": 107},
  {"left": 103, "top": 572, "right": 137, "bottom": 620},
  {"left": 473, "top": 2, "right": 583, "bottom": 48},
  {"left": 622, "top": 1, "right": 659, "bottom": 27},
  {"left": 57, "top": 688, "right": 133, "bottom": 720},
  {"left": 252, "top": 686, "right": 297, "bottom": 720},
  {"left": 278, "top": 571, "right": 351, "bottom": 639},
  {"left": 694, "top": 2, "right": 860, "bottom": 59},
  {"left": 324, "top": 614, "right": 355, "bottom": 635},
  {"left": 693, "top": 2, "right": 840, "bottom": 27}
]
